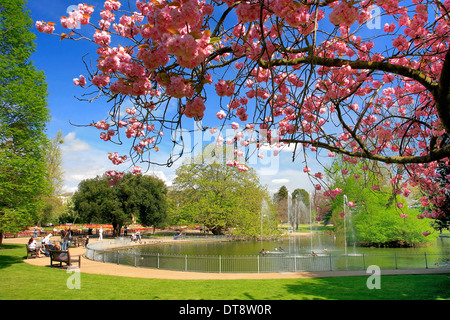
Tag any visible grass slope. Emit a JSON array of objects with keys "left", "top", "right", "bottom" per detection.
[{"left": 1, "top": 244, "right": 449, "bottom": 300}]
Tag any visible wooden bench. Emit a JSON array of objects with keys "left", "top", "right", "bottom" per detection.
[
  {"left": 26, "top": 244, "right": 39, "bottom": 259},
  {"left": 49, "top": 250, "right": 81, "bottom": 268}
]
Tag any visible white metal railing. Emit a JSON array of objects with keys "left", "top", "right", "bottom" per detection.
[{"left": 86, "top": 238, "right": 450, "bottom": 273}]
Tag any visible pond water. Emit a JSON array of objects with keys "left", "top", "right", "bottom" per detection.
[
  {"left": 97, "top": 233, "right": 450, "bottom": 273},
  {"left": 135, "top": 233, "right": 450, "bottom": 256}
]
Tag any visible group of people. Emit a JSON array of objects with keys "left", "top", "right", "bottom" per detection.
[
  {"left": 173, "top": 231, "right": 183, "bottom": 240},
  {"left": 26, "top": 230, "right": 91, "bottom": 257},
  {"left": 130, "top": 230, "right": 141, "bottom": 242},
  {"left": 27, "top": 233, "right": 59, "bottom": 257},
  {"left": 259, "top": 246, "right": 284, "bottom": 255}
]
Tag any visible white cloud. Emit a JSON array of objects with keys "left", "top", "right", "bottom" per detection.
[
  {"left": 60, "top": 132, "right": 111, "bottom": 192},
  {"left": 58, "top": 130, "right": 318, "bottom": 195},
  {"left": 259, "top": 164, "right": 314, "bottom": 195},
  {"left": 59, "top": 130, "right": 185, "bottom": 193},
  {"left": 272, "top": 178, "right": 290, "bottom": 184},
  {"left": 61, "top": 132, "right": 91, "bottom": 152},
  {"left": 143, "top": 170, "right": 174, "bottom": 187}
]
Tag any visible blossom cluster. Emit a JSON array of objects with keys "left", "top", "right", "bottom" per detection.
[
  {"left": 35, "top": 0, "right": 449, "bottom": 230},
  {"left": 61, "top": 3, "right": 94, "bottom": 29},
  {"left": 182, "top": 97, "right": 206, "bottom": 119},
  {"left": 328, "top": 1, "right": 360, "bottom": 27}
]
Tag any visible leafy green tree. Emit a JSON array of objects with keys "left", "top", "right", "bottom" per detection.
[
  {"left": 274, "top": 186, "right": 288, "bottom": 202},
  {"left": 292, "top": 189, "right": 309, "bottom": 207},
  {"left": 273, "top": 185, "right": 289, "bottom": 223},
  {"left": 170, "top": 160, "right": 278, "bottom": 237},
  {"left": 45, "top": 130, "right": 65, "bottom": 194},
  {"left": 72, "top": 173, "right": 168, "bottom": 236},
  {"left": 0, "top": 0, "right": 51, "bottom": 245},
  {"left": 40, "top": 131, "right": 65, "bottom": 225},
  {"left": 327, "top": 157, "right": 436, "bottom": 247},
  {"left": 428, "top": 153, "right": 450, "bottom": 233},
  {"left": 116, "top": 173, "right": 168, "bottom": 232}
]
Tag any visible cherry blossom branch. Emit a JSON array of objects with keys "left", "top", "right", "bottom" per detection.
[
  {"left": 258, "top": 55, "right": 439, "bottom": 96},
  {"left": 281, "top": 138, "right": 450, "bottom": 164},
  {"left": 437, "top": 49, "right": 450, "bottom": 133}
]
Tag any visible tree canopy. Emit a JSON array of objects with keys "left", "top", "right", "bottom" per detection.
[
  {"left": 0, "top": 0, "right": 50, "bottom": 244},
  {"left": 36, "top": 0, "right": 450, "bottom": 227},
  {"left": 72, "top": 173, "right": 168, "bottom": 236},
  {"left": 170, "top": 158, "right": 278, "bottom": 237},
  {"left": 326, "top": 156, "right": 437, "bottom": 246}
]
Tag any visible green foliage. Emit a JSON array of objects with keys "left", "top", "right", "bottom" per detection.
[
  {"left": 351, "top": 207, "right": 437, "bottom": 246},
  {"left": 327, "top": 157, "right": 436, "bottom": 247},
  {"left": 72, "top": 173, "right": 168, "bottom": 235},
  {"left": 0, "top": 0, "right": 51, "bottom": 238},
  {"left": 116, "top": 173, "right": 168, "bottom": 229},
  {"left": 170, "top": 161, "right": 278, "bottom": 237},
  {"left": 430, "top": 160, "right": 450, "bottom": 232},
  {"left": 292, "top": 188, "right": 309, "bottom": 207},
  {"left": 38, "top": 131, "right": 66, "bottom": 225},
  {"left": 273, "top": 185, "right": 288, "bottom": 202}
]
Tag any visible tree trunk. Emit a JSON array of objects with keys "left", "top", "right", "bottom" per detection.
[
  {"left": 112, "top": 222, "right": 122, "bottom": 237},
  {"left": 0, "top": 232, "right": 3, "bottom": 248},
  {"left": 208, "top": 226, "right": 224, "bottom": 235}
]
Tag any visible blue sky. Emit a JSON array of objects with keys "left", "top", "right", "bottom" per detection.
[{"left": 27, "top": 0, "right": 327, "bottom": 195}]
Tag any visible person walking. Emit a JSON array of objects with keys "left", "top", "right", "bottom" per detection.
[
  {"left": 62, "top": 228, "right": 70, "bottom": 250},
  {"left": 60, "top": 229, "right": 66, "bottom": 250},
  {"left": 99, "top": 226, "right": 103, "bottom": 241}
]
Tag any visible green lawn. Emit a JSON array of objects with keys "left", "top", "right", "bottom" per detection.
[{"left": 1, "top": 243, "right": 449, "bottom": 300}]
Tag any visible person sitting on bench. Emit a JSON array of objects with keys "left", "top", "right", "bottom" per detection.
[{"left": 27, "top": 237, "right": 44, "bottom": 257}]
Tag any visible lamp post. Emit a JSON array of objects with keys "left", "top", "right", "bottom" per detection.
[
  {"left": 309, "top": 191, "right": 313, "bottom": 252},
  {"left": 343, "top": 194, "right": 348, "bottom": 256},
  {"left": 260, "top": 209, "right": 263, "bottom": 250},
  {"left": 260, "top": 199, "right": 267, "bottom": 250}
]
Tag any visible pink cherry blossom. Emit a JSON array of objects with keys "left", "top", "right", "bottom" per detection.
[
  {"left": 131, "top": 166, "right": 142, "bottom": 175},
  {"left": 104, "top": 0, "right": 121, "bottom": 11},
  {"left": 36, "top": 0, "right": 450, "bottom": 228},
  {"left": 94, "top": 30, "right": 111, "bottom": 47},
  {"left": 383, "top": 22, "right": 396, "bottom": 33},
  {"left": 164, "top": 76, "right": 195, "bottom": 99},
  {"left": 216, "top": 110, "right": 226, "bottom": 120},
  {"left": 93, "top": 120, "right": 109, "bottom": 130},
  {"left": 215, "top": 80, "right": 235, "bottom": 97},
  {"left": 329, "top": 2, "right": 359, "bottom": 27},
  {"left": 73, "top": 75, "right": 86, "bottom": 87},
  {"left": 231, "top": 122, "right": 239, "bottom": 130},
  {"left": 183, "top": 97, "right": 206, "bottom": 119},
  {"left": 108, "top": 152, "right": 127, "bottom": 165},
  {"left": 92, "top": 74, "right": 110, "bottom": 87},
  {"left": 35, "top": 21, "right": 55, "bottom": 34}
]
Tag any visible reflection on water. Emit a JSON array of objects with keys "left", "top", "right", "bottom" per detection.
[
  {"left": 99, "top": 234, "right": 450, "bottom": 272},
  {"left": 136, "top": 233, "right": 449, "bottom": 256}
]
